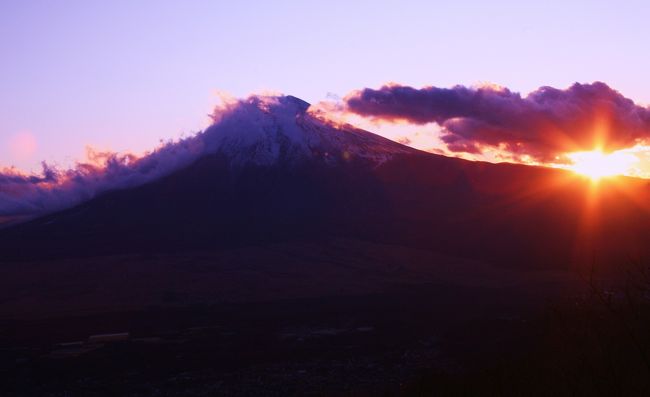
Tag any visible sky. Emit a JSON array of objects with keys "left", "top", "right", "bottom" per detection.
[{"left": 1, "top": 0, "right": 650, "bottom": 173}]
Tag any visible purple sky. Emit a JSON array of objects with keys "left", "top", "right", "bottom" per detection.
[{"left": 2, "top": 1, "right": 649, "bottom": 172}]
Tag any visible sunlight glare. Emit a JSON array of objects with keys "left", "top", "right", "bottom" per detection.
[{"left": 567, "top": 150, "right": 636, "bottom": 180}]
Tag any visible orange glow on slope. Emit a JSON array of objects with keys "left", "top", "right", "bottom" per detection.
[{"left": 567, "top": 149, "right": 637, "bottom": 181}]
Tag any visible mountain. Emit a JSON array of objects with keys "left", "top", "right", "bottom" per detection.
[{"left": 1, "top": 95, "right": 650, "bottom": 270}]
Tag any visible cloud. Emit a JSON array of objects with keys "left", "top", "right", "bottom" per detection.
[
  {"left": 397, "top": 136, "right": 412, "bottom": 145},
  {"left": 0, "top": 138, "right": 205, "bottom": 223},
  {"left": 0, "top": 94, "right": 283, "bottom": 223},
  {"left": 344, "top": 82, "right": 650, "bottom": 163}
]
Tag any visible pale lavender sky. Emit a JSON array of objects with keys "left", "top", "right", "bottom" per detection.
[{"left": 1, "top": 0, "right": 649, "bottom": 172}]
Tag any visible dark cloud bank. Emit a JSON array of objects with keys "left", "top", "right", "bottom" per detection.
[{"left": 345, "top": 82, "right": 650, "bottom": 162}]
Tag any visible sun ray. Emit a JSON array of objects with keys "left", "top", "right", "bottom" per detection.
[{"left": 567, "top": 149, "right": 637, "bottom": 181}]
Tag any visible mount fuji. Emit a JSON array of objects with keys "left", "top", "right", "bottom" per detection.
[{"left": 1, "top": 95, "right": 650, "bottom": 270}]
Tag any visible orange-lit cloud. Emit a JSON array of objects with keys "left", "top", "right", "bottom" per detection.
[{"left": 0, "top": 133, "right": 206, "bottom": 221}]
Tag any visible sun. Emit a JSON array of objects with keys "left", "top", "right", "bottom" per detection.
[{"left": 567, "top": 150, "right": 636, "bottom": 180}]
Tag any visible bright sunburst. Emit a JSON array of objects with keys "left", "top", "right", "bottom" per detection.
[{"left": 567, "top": 150, "right": 637, "bottom": 180}]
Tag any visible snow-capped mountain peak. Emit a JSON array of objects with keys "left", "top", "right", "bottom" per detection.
[{"left": 201, "top": 94, "right": 414, "bottom": 166}]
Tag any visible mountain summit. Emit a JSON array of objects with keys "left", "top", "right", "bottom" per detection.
[{"left": 200, "top": 95, "right": 414, "bottom": 166}]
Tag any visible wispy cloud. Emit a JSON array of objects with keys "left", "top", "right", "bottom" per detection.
[{"left": 0, "top": 95, "right": 255, "bottom": 222}]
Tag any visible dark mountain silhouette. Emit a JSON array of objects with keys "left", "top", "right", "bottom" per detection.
[{"left": 1, "top": 95, "right": 650, "bottom": 270}]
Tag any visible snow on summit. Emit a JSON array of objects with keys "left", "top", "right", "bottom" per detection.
[{"left": 203, "top": 94, "right": 413, "bottom": 165}]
